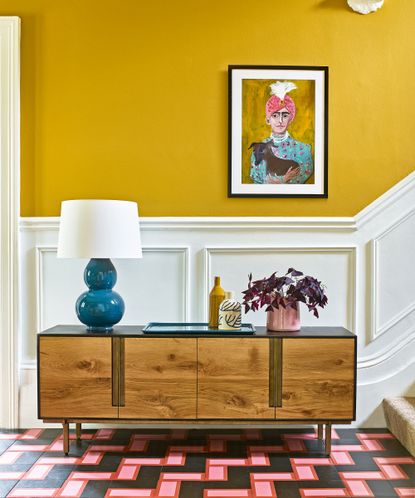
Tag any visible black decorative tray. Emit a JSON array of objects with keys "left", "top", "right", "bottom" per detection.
[{"left": 142, "top": 322, "right": 255, "bottom": 335}]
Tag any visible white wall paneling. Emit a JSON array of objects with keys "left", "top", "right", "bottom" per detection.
[
  {"left": 29, "top": 245, "right": 189, "bottom": 363},
  {"left": 370, "top": 208, "right": 415, "bottom": 340},
  {"left": 204, "top": 246, "right": 357, "bottom": 331},
  {"left": 18, "top": 172, "right": 415, "bottom": 427},
  {"left": 0, "top": 17, "right": 20, "bottom": 429}
]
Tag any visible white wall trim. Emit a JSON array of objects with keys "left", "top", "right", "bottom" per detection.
[
  {"left": 370, "top": 207, "right": 415, "bottom": 340},
  {"left": 373, "top": 207, "right": 415, "bottom": 242},
  {"left": 358, "top": 324, "right": 415, "bottom": 370},
  {"left": 0, "top": 17, "right": 20, "bottom": 429},
  {"left": 19, "top": 216, "right": 357, "bottom": 232},
  {"left": 370, "top": 238, "right": 379, "bottom": 340},
  {"left": 151, "top": 246, "right": 191, "bottom": 322},
  {"left": 35, "top": 245, "right": 191, "bottom": 333},
  {"left": 355, "top": 171, "right": 415, "bottom": 228},
  {"left": 203, "top": 246, "right": 357, "bottom": 332},
  {"left": 357, "top": 332, "right": 415, "bottom": 386},
  {"left": 19, "top": 217, "right": 60, "bottom": 231},
  {"left": 374, "top": 299, "right": 415, "bottom": 340},
  {"left": 20, "top": 361, "right": 36, "bottom": 371},
  {"left": 35, "top": 246, "right": 55, "bottom": 334}
]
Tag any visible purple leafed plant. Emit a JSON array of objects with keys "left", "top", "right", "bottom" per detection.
[{"left": 242, "top": 268, "right": 328, "bottom": 318}]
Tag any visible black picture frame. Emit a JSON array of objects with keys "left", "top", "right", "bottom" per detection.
[{"left": 228, "top": 65, "right": 328, "bottom": 198}]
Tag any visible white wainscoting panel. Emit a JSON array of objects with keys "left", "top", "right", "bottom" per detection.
[
  {"left": 371, "top": 209, "right": 415, "bottom": 339},
  {"left": 204, "top": 247, "right": 356, "bottom": 330},
  {"left": 18, "top": 172, "right": 415, "bottom": 428},
  {"left": 115, "top": 248, "right": 190, "bottom": 324},
  {"left": 28, "top": 246, "right": 189, "bottom": 364},
  {"left": 36, "top": 247, "right": 85, "bottom": 332}
]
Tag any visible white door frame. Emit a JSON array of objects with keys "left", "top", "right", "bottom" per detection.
[{"left": 0, "top": 17, "right": 20, "bottom": 428}]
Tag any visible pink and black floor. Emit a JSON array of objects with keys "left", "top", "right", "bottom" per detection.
[{"left": 0, "top": 428, "right": 413, "bottom": 497}]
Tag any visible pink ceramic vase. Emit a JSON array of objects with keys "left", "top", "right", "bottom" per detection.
[{"left": 267, "top": 302, "right": 300, "bottom": 332}]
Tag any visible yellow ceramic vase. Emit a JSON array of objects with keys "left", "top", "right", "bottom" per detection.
[{"left": 208, "top": 276, "right": 225, "bottom": 328}]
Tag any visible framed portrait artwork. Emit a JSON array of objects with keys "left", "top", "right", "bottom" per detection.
[{"left": 228, "top": 65, "right": 328, "bottom": 198}]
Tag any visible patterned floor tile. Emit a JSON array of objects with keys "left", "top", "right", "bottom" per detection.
[
  {"left": 0, "top": 443, "right": 14, "bottom": 455},
  {"left": 0, "top": 481, "right": 18, "bottom": 498},
  {"left": 0, "top": 428, "right": 413, "bottom": 497},
  {"left": 367, "top": 479, "right": 399, "bottom": 497}
]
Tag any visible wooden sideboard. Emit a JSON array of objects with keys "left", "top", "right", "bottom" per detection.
[{"left": 37, "top": 325, "right": 356, "bottom": 455}]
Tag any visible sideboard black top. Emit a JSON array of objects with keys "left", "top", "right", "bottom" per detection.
[{"left": 38, "top": 325, "right": 355, "bottom": 338}]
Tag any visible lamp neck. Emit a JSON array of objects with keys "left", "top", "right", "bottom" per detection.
[{"left": 84, "top": 258, "right": 117, "bottom": 290}]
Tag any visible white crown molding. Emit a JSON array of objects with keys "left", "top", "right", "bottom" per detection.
[
  {"left": 0, "top": 17, "right": 20, "bottom": 429},
  {"left": 19, "top": 216, "right": 357, "bottom": 232}
]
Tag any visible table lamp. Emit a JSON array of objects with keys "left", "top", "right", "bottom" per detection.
[{"left": 57, "top": 199, "right": 142, "bottom": 332}]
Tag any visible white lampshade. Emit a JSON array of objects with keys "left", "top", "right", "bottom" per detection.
[{"left": 57, "top": 199, "right": 142, "bottom": 259}]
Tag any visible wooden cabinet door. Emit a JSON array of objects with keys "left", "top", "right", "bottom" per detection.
[
  {"left": 198, "top": 338, "right": 274, "bottom": 419},
  {"left": 276, "top": 338, "right": 355, "bottom": 420},
  {"left": 119, "top": 338, "right": 197, "bottom": 419},
  {"left": 39, "top": 336, "right": 117, "bottom": 419}
]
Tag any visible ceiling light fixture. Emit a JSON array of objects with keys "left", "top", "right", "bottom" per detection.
[{"left": 347, "top": 0, "right": 384, "bottom": 14}]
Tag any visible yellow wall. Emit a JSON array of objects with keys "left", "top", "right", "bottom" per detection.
[{"left": 3, "top": 0, "right": 415, "bottom": 216}]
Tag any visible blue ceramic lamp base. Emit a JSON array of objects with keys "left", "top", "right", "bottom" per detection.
[{"left": 76, "top": 258, "right": 125, "bottom": 332}]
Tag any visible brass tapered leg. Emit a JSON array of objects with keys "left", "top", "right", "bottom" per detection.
[
  {"left": 325, "top": 422, "right": 332, "bottom": 456},
  {"left": 317, "top": 424, "right": 324, "bottom": 440},
  {"left": 76, "top": 423, "right": 82, "bottom": 441},
  {"left": 63, "top": 421, "right": 70, "bottom": 455}
]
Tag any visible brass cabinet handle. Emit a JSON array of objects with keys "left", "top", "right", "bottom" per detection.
[
  {"left": 269, "top": 338, "right": 283, "bottom": 408},
  {"left": 111, "top": 337, "right": 125, "bottom": 407},
  {"left": 269, "top": 338, "right": 276, "bottom": 407},
  {"left": 275, "top": 338, "right": 282, "bottom": 408},
  {"left": 119, "top": 338, "right": 125, "bottom": 407},
  {"left": 112, "top": 338, "right": 120, "bottom": 407}
]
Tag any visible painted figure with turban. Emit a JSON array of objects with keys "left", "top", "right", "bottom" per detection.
[{"left": 250, "top": 81, "right": 313, "bottom": 185}]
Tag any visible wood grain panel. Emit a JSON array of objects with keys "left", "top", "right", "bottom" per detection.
[
  {"left": 198, "top": 338, "right": 274, "bottom": 419},
  {"left": 276, "top": 338, "right": 355, "bottom": 419},
  {"left": 39, "top": 337, "right": 117, "bottom": 418},
  {"left": 119, "top": 338, "right": 197, "bottom": 419}
]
